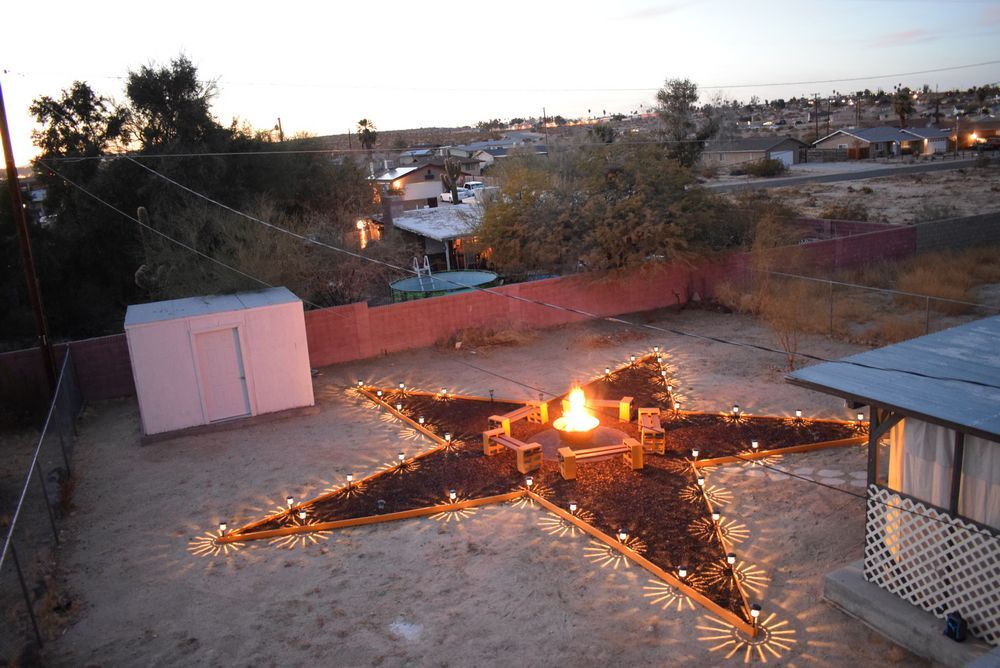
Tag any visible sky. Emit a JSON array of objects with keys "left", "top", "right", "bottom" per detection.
[{"left": 3, "top": 0, "right": 1000, "bottom": 164}]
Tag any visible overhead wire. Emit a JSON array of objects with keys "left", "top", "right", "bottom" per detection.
[{"left": 125, "top": 154, "right": 1000, "bottom": 393}]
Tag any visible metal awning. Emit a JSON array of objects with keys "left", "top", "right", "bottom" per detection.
[{"left": 787, "top": 316, "right": 1000, "bottom": 442}]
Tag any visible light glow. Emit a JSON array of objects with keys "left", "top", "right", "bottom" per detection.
[{"left": 553, "top": 387, "right": 600, "bottom": 433}]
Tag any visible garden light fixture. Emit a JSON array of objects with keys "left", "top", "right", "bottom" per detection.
[
  {"left": 218, "top": 521, "right": 227, "bottom": 536},
  {"left": 617, "top": 528, "right": 628, "bottom": 542},
  {"left": 692, "top": 448, "right": 699, "bottom": 460},
  {"left": 678, "top": 566, "right": 687, "bottom": 579},
  {"left": 751, "top": 439, "right": 759, "bottom": 450},
  {"left": 449, "top": 489, "right": 457, "bottom": 502},
  {"left": 727, "top": 552, "right": 736, "bottom": 566},
  {"left": 286, "top": 496, "right": 294, "bottom": 509},
  {"left": 298, "top": 508, "right": 307, "bottom": 521},
  {"left": 711, "top": 511, "right": 720, "bottom": 523},
  {"left": 569, "top": 502, "right": 577, "bottom": 513}
]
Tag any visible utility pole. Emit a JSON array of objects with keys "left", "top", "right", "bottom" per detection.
[
  {"left": 0, "top": 82, "right": 57, "bottom": 392},
  {"left": 812, "top": 93, "right": 820, "bottom": 140}
]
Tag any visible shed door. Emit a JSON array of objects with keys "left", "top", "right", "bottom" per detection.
[
  {"left": 194, "top": 328, "right": 251, "bottom": 422},
  {"left": 771, "top": 150, "right": 794, "bottom": 167}
]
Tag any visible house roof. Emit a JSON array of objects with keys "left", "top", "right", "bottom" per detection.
[
  {"left": 709, "top": 136, "right": 807, "bottom": 153},
  {"left": 787, "top": 316, "right": 1000, "bottom": 441},
  {"left": 899, "top": 126, "right": 952, "bottom": 140},
  {"left": 815, "top": 126, "right": 939, "bottom": 145},
  {"left": 391, "top": 205, "right": 482, "bottom": 242},
  {"left": 125, "top": 287, "right": 299, "bottom": 327}
]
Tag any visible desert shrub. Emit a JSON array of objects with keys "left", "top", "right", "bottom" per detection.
[
  {"left": 437, "top": 326, "right": 536, "bottom": 350},
  {"left": 818, "top": 200, "right": 869, "bottom": 221},
  {"left": 744, "top": 158, "right": 787, "bottom": 178},
  {"left": 893, "top": 247, "right": 1000, "bottom": 314},
  {"left": 729, "top": 167, "right": 746, "bottom": 176},
  {"left": 861, "top": 313, "right": 926, "bottom": 345},
  {"left": 700, "top": 164, "right": 719, "bottom": 179},
  {"left": 574, "top": 329, "right": 650, "bottom": 349},
  {"left": 861, "top": 186, "right": 874, "bottom": 194},
  {"left": 912, "top": 202, "right": 958, "bottom": 222}
]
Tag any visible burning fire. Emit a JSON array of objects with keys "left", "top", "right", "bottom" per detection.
[{"left": 555, "top": 387, "right": 600, "bottom": 433}]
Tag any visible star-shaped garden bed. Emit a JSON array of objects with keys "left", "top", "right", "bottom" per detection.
[{"left": 219, "top": 354, "right": 863, "bottom": 638}]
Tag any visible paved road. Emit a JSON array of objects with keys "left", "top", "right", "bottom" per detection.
[{"left": 705, "top": 157, "right": 994, "bottom": 193}]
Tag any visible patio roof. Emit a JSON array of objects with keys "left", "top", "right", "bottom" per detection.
[
  {"left": 787, "top": 316, "right": 1000, "bottom": 441},
  {"left": 391, "top": 205, "right": 481, "bottom": 241}
]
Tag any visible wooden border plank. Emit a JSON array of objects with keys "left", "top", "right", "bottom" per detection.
[
  {"left": 222, "top": 491, "right": 525, "bottom": 543},
  {"left": 692, "top": 435, "right": 865, "bottom": 469},
  {"left": 528, "top": 492, "right": 757, "bottom": 637}
]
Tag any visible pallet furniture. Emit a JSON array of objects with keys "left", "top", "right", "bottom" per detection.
[
  {"left": 557, "top": 437, "right": 643, "bottom": 480},
  {"left": 579, "top": 395, "right": 634, "bottom": 422},
  {"left": 488, "top": 401, "right": 549, "bottom": 436},
  {"left": 637, "top": 407, "right": 665, "bottom": 454},
  {"left": 482, "top": 427, "right": 543, "bottom": 473}
]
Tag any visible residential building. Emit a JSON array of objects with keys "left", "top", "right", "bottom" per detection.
[{"left": 701, "top": 136, "right": 808, "bottom": 168}]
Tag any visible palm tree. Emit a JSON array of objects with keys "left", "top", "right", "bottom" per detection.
[
  {"left": 893, "top": 87, "right": 915, "bottom": 128},
  {"left": 356, "top": 119, "right": 377, "bottom": 151}
]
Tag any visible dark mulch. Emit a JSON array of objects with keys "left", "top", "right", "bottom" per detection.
[{"left": 241, "top": 363, "right": 857, "bottom": 623}]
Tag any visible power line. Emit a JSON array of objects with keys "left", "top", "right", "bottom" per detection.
[
  {"left": 8, "top": 58, "right": 1000, "bottom": 93},
  {"left": 127, "top": 155, "right": 1000, "bottom": 393}
]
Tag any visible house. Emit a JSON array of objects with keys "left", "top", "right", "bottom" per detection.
[
  {"left": 787, "top": 317, "right": 1000, "bottom": 665},
  {"left": 384, "top": 203, "right": 484, "bottom": 271},
  {"left": 701, "top": 136, "right": 808, "bottom": 168},
  {"left": 397, "top": 148, "right": 436, "bottom": 165},
  {"left": 371, "top": 161, "right": 472, "bottom": 210},
  {"left": 813, "top": 126, "right": 952, "bottom": 158}
]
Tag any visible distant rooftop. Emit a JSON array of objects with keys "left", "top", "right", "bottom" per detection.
[
  {"left": 125, "top": 287, "right": 299, "bottom": 327},
  {"left": 787, "top": 316, "right": 1000, "bottom": 441}
]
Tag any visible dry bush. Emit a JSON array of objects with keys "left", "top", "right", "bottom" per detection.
[
  {"left": 437, "top": 326, "right": 537, "bottom": 351},
  {"left": 574, "top": 328, "right": 650, "bottom": 349},
  {"left": 893, "top": 246, "right": 1000, "bottom": 315},
  {"left": 818, "top": 200, "right": 869, "bottom": 221},
  {"left": 861, "top": 313, "right": 926, "bottom": 345}
]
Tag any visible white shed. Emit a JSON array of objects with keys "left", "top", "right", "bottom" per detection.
[{"left": 124, "top": 287, "right": 314, "bottom": 436}]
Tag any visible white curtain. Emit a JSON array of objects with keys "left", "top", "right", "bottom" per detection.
[
  {"left": 887, "top": 419, "right": 953, "bottom": 509},
  {"left": 959, "top": 435, "right": 1000, "bottom": 529}
]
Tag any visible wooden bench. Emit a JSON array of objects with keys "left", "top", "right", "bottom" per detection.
[
  {"left": 576, "top": 395, "right": 634, "bottom": 422},
  {"left": 637, "top": 407, "right": 665, "bottom": 454},
  {"left": 557, "top": 437, "right": 643, "bottom": 480},
  {"left": 482, "top": 427, "right": 542, "bottom": 473},
  {"left": 488, "top": 401, "right": 549, "bottom": 436}
]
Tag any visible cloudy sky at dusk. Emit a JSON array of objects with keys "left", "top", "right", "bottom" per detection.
[{"left": 3, "top": 0, "right": 999, "bottom": 162}]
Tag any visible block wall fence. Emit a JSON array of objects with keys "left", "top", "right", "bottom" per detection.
[{"left": 0, "top": 216, "right": 934, "bottom": 409}]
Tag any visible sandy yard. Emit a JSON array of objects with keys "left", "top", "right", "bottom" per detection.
[
  {"left": 38, "top": 308, "right": 927, "bottom": 667},
  {"left": 766, "top": 163, "right": 1000, "bottom": 224}
]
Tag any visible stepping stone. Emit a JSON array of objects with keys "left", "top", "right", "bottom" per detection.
[
  {"left": 849, "top": 471, "right": 868, "bottom": 479},
  {"left": 768, "top": 472, "right": 789, "bottom": 481},
  {"left": 849, "top": 479, "right": 868, "bottom": 488},
  {"left": 744, "top": 469, "right": 766, "bottom": 477},
  {"left": 817, "top": 469, "right": 842, "bottom": 477},
  {"left": 792, "top": 467, "right": 814, "bottom": 475},
  {"left": 818, "top": 477, "right": 846, "bottom": 486}
]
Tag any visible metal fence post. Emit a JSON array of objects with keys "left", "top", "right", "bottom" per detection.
[
  {"left": 34, "top": 463, "right": 60, "bottom": 544},
  {"left": 9, "top": 542, "right": 44, "bottom": 648}
]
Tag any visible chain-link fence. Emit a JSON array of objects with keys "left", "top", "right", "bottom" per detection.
[
  {"left": 1, "top": 351, "right": 82, "bottom": 663},
  {"left": 758, "top": 271, "right": 1000, "bottom": 343}
]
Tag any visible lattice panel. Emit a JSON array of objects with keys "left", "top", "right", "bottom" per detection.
[{"left": 863, "top": 485, "right": 1000, "bottom": 646}]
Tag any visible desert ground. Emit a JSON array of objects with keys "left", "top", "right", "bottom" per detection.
[
  {"left": 768, "top": 163, "right": 1000, "bottom": 224},
  {"left": 34, "top": 308, "right": 928, "bottom": 667}
]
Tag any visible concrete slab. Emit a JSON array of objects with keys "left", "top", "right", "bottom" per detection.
[{"left": 824, "top": 560, "right": 992, "bottom": 667}]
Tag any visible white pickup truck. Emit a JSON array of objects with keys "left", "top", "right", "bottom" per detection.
[{"left": 440, "top": 181, "right": 485, "bottom": 203}]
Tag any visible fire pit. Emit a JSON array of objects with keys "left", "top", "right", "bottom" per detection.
[{"left": 552, "top": 387, "right": 600, "bottom": 446}]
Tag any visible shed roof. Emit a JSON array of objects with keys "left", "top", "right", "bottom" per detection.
[
  {"left": 392, "top": 205, "right": 481, "bottom": 242},
  {"left": 125, "top": 287, "right": 299, "bottom": 327},
  {"left": 787, "top": 316, "right": 1000, "bottom": 441}
]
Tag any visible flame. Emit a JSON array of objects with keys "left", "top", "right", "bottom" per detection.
[{"left": 555, "top": 387, "right": 600, "bottom": 432}]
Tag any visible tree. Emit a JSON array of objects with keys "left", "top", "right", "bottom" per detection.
[
  {"left": 356, "top": 119, "right": 378, "bottom": 151},
  {"left": 440, "top": 158, "right": 463, "bottom": 205},
  {"left": 588, "top": 123, "right": 615, "bottom": 144},
  {"left": 125, "top": 55, "right": 223, "bottom": 150},
  {"left": 893, "top": 86, "right": 915, "bottom": 128},
  {"left": 655, "top": 78, "right": 718, "bottom": 168}
]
